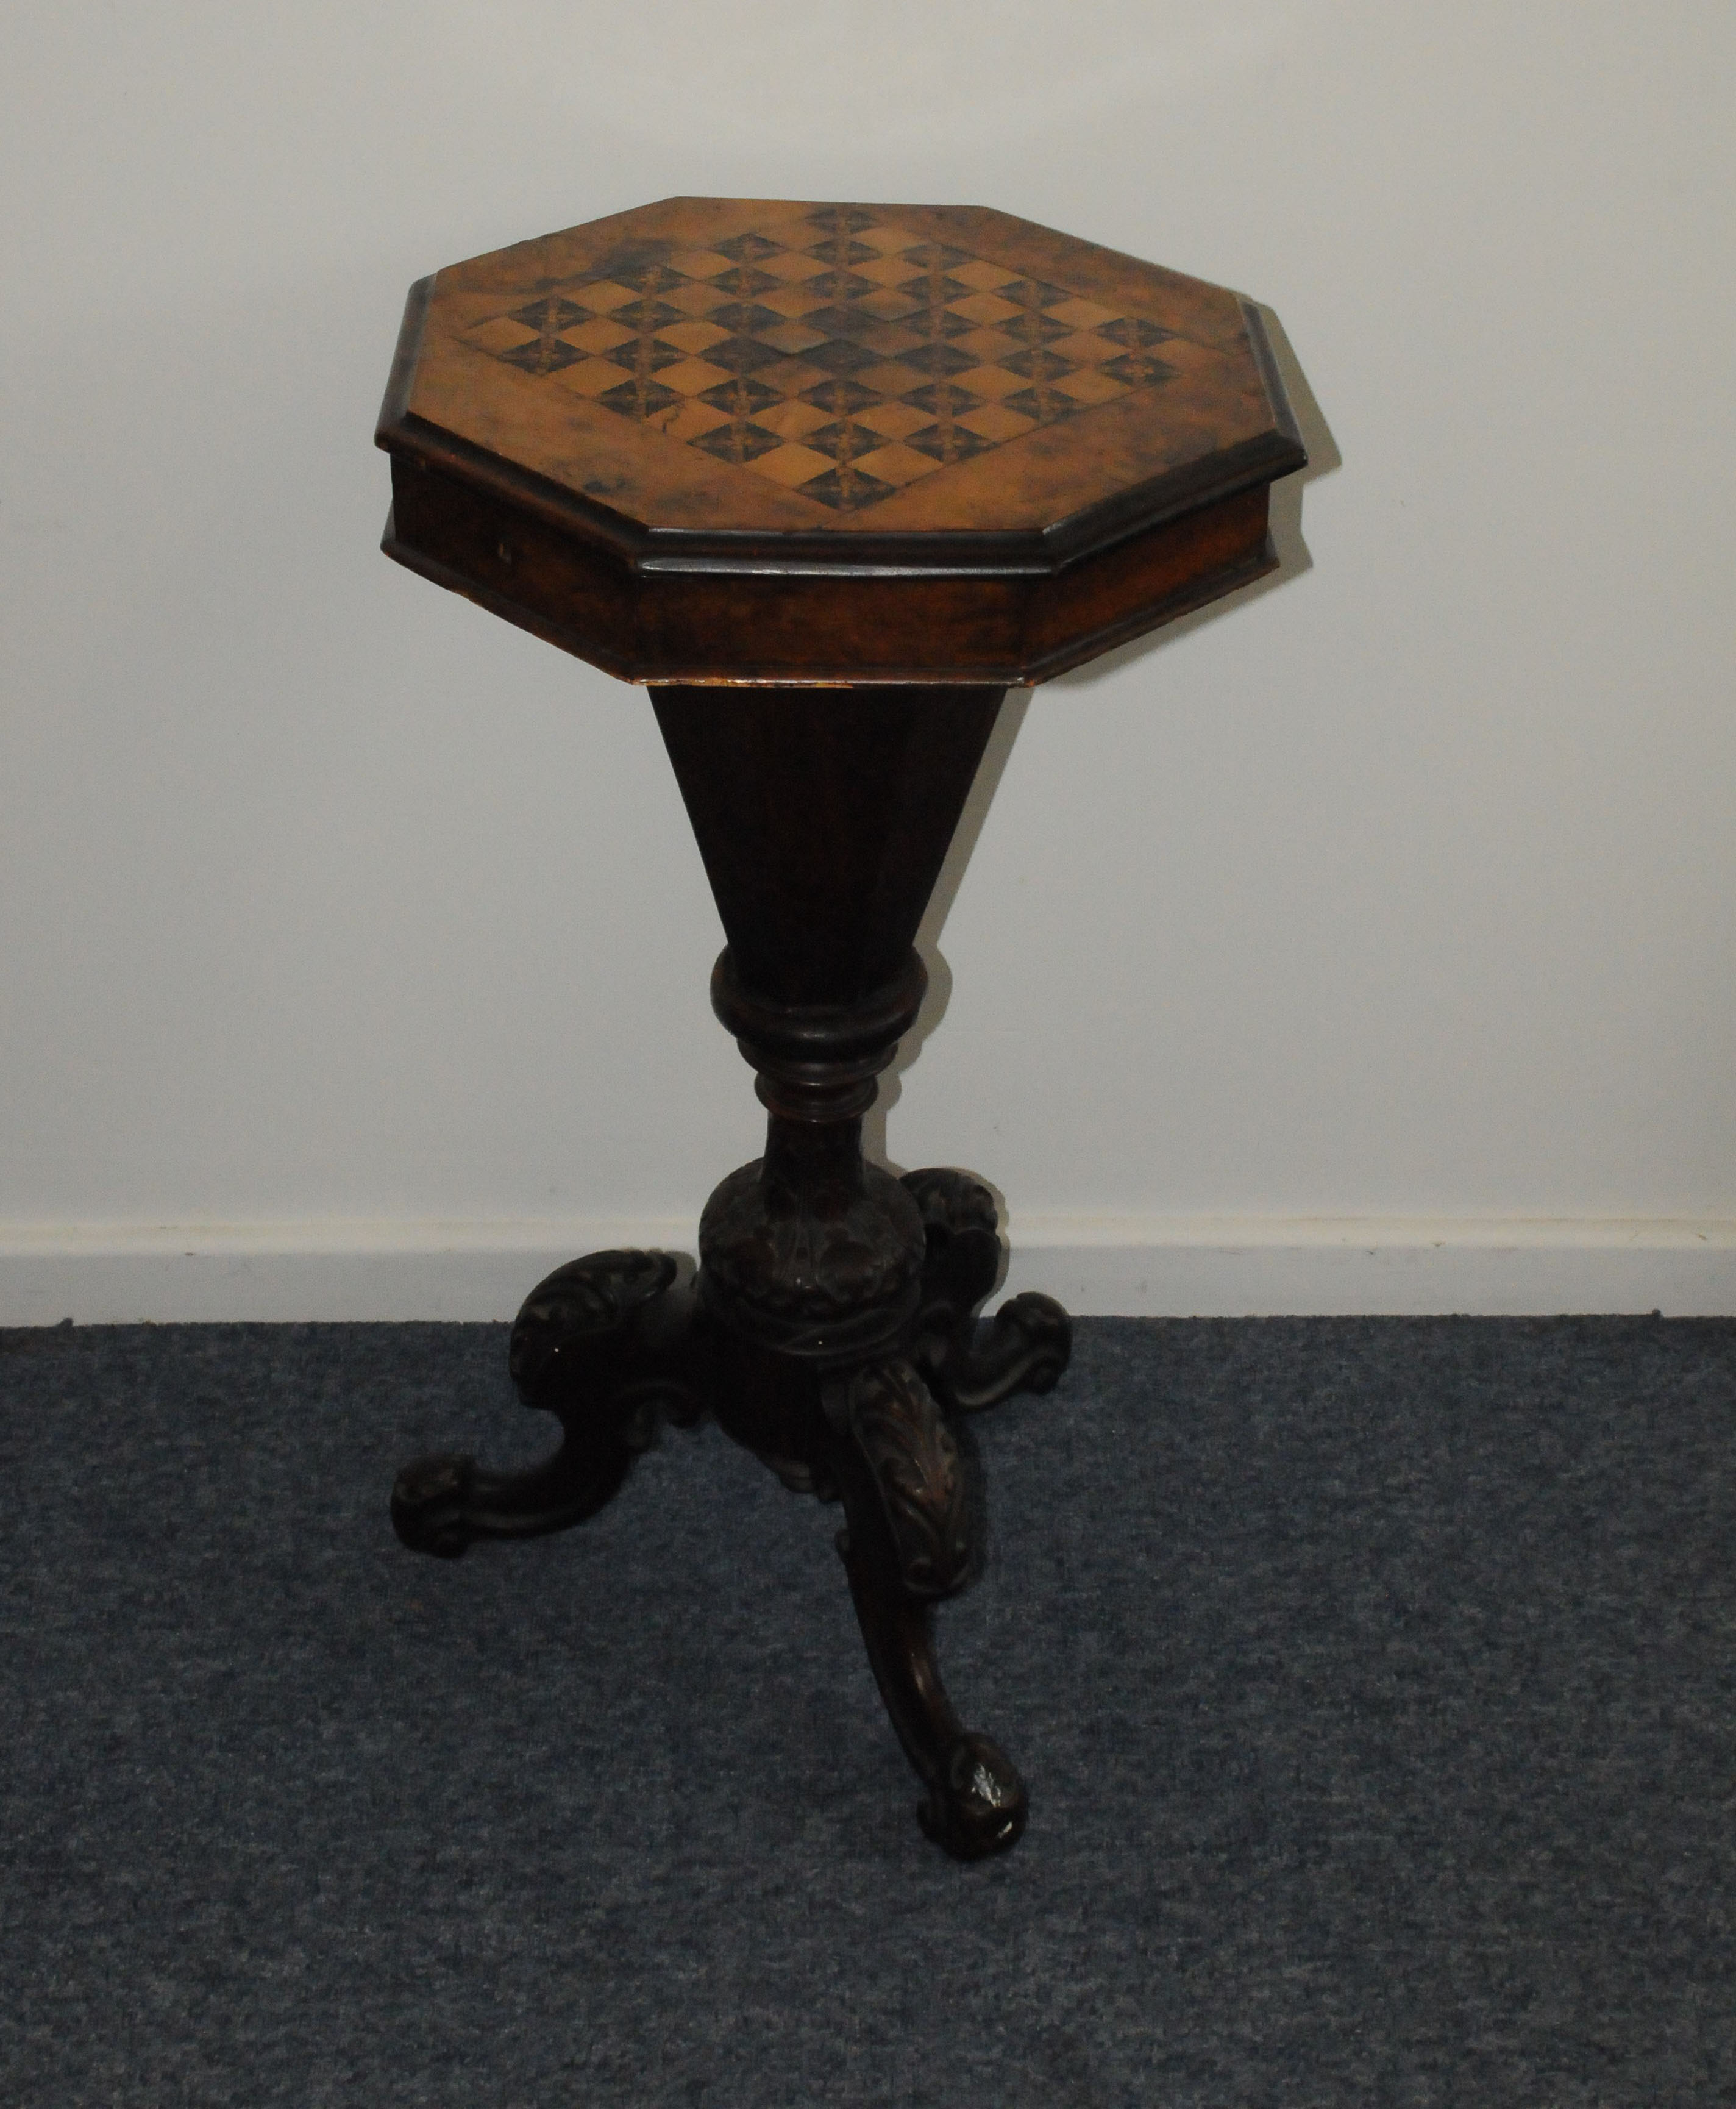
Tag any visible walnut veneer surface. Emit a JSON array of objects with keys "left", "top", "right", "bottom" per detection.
[{"left": 379, "top": 197, "right": 1304, "bottom": 683}]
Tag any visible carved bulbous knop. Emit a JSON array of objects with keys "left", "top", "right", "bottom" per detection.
[{"left": 699, "top": 1158, "right": 926, "bottom": 1357}]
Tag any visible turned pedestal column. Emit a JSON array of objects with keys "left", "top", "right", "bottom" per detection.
[{"left": 375, "top": 196, "right": 1305, "bottom": 1857}]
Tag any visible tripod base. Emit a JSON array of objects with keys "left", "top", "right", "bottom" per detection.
[{"left": 391, "top": 1167, "right": 1069, "bottom": 1860}]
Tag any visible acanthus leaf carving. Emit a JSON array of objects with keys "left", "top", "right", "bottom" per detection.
[
  {"left": 845, "top": 1358, "right": 973, "bottom": 1599},
  {"left": 508, "top": 1247, "right": 680, "bottom": 1404}
]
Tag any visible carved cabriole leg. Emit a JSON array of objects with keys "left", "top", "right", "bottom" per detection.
[
  {"left": 826, "top": 1358, "right": 1027, "bottom": 1859},
  {"left": 390, "top": 1249, "right": 705, "bottom": 1558}
]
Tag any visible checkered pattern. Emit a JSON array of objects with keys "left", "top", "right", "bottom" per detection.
[{"left": 463, "top": 208, "right": 1178, "bottom": 513}]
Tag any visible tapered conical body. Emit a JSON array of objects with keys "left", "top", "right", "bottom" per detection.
[{"left": 650, "top": 685, "right": 1005, "bottom": 1010}]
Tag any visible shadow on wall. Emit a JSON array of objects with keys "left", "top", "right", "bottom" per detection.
[{"left": 864, "top": 304, "right": 1341, "bottom": 1174}]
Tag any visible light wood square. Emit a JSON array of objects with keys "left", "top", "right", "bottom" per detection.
[
  {"left": 950, "top": 259, "right": 1022, "bottom": 293},
  {"left": 855, "top": 360, "right": 928, "bottom": 397},
  {"left": 1054, "top": 366, "right": 1131, "bottom": 404},
  {"left": 952, "top": 327, "right": 1022, "bottom": 363},
  {"left": 549, "top": 357, "right": 634, "bottom": 398},
  {"left": 656, "top": 357, "right": 735, "bottom": 396},
  {"left": 667, "top": 249, "right": 734, "bottom": 279},
  {"left": 572, "top": 280, "right": 638, "bottom": 314},
  {"left": 856, "top": 399, "right": 932, "bottom": 441},
  {"left": 947, "top": 291, "right": 1022, "bottom": 327},
  {"left": 664, "top": 281, "right": 732, "bottom": 317},
  {"left": 857, "top": 223, "right": 924, "bottom": 254},
  {"left": 856, "top": 289, "right": 925, "bottom": 322},
  {"left": 759, "top": 284, "right": 831, "bottom": 319},
  {"left": 856, "top": 254, "right": 927, "bottom": 287},
  {"left": 1047, "top": 296, "right": 1122, "bottom": 330},
  {"left": 958, "top": 402, "right": 1037, "bottom": 442},
  {"left": 468, "top": 317, "right": 539, "bottom": 353},
  {"left": 656, "top": 399, "right": 733, "bottom": 442},
  {"left": 753, "top": 398, "right": 832, "bottom": 440},
  {"left": 643, "top": 318, "right": 724, "bottom": 356},
  {"left": 747, "top": 443, "right": 835, "bottom": 487},
  {"left": 853, "top": 442, "right": 941, "bottom": 488},
  {"left": 1049, "top": 330, "right": 1117, "bottom": 366},
  {"left": 952, "top": 362, "right": 1029, "bottom": 401},
  {"left": 759, "top": 251, "right": 830, "bottom": 282}
]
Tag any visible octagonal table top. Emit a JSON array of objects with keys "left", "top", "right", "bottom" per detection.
[{"left": 380, "top": 196, "right": 1302, "bottom": 561}]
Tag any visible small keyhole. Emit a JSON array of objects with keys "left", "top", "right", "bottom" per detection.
[{"left": 497, "top": 539, "right": 516, "bottom": 568}]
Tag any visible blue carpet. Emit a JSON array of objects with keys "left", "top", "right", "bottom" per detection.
[{"left": 2, "top": 1316, "right": 1732, "bottom": 2105}]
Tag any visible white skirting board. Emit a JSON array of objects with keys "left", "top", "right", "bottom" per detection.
[{"left": 2, "top": 1218, "right": 1735, "bottom": 1324}]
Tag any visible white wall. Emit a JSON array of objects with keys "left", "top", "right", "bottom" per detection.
[{"left": 4, "top": 2, "right": 1734, "bottom": 1319}]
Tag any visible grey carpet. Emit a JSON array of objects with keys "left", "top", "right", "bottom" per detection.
[{"left": 2, "top": 1316, "right": 1732, "bottom": 2107}]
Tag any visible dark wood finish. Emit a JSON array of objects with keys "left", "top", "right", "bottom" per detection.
[
  {"left": 391, "top": 1162, "right": 1068, "bottom": 1861},
  {"left": 652, "top": 683, "right": 1004, "bottom": 1002},
  {"left": 379, "top": 199, "right": 1307, "bottom": 1858}
]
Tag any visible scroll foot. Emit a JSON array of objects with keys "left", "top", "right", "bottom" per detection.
[
  {"left": 390, "top": 1435, "right": 639, "bottom": 1557},
  {"left": 918, "top": 1730, "right": 1028, "bottom": 1860},
  {"left": 390, "top": 1247, "right": 703, "bottom": 1558},
  {"left": 902, "top": 1168, "right": 1073, "bottom": 1412}
]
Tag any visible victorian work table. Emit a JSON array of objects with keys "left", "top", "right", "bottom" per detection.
[{"left": 377, "top": 197, "right": 1304, "bottom": 1859}]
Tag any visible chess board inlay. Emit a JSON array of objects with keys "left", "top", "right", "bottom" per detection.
[{"left": 462, "top": 207, "right": 1181, "bottom": 513}]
